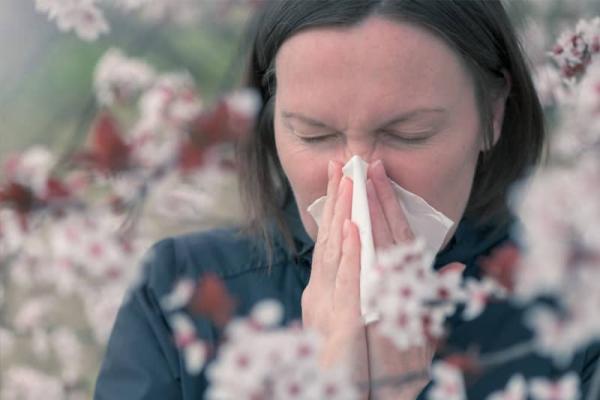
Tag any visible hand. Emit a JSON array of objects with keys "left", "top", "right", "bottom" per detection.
[
  {"left": 301, "top": 161, "right": 370, "bottom": 399},
  {"left": 366, "top": 160, "right": 464, "bottom": 400}
]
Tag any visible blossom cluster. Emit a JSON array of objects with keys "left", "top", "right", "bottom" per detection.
[
  {"left": 34, "top": 0, "right": 264, "bottom": 41},
  {"left": 549, "top": 17, "right": 600, "bottom": 80},
  {"left": 369, "top": 239, "right": 504, "bottom": 351},
  {"left": 0, "top": 45, "right": 259, "bottom": 397},
  {"left": 514, "top": 154, "right": 600, "bottom": 364},
  {"left": 429, "top": 362, "right": 580, "bottom": 400},
  {"left": 206, "top": 300, "right": 359, "bottom": 400}
]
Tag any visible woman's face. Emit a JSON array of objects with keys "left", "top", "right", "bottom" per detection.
[{"left": 273, "top": 16, "right": 505, "bottom": 242}]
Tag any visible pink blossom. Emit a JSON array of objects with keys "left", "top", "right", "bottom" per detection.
[
  {"left": 170, "top": 313, "right": 207, "bottom": 374},
  {"left": 36, "top": 0, "right": 109, "bottom": 41},
  {"left": 515, "top": 155, "right": 600, "bottom": 361},
  {"left": 463, "top": 277, "right": 506, "bottom": 321},
  {"left": 529, "top": 373, "right": 580, "bottom": 400},
  {"left": 0, "top": 367, "right": 65, "bottom": 400},
  {"left": 206, "top": 300, "right": 359, "bottom": 400},
  {"left": 371, "top": 239, "right": 465, "bottom": 350},
  {"left": 94, "top": 48, "right": 156, "bottom": 105},
  {"left": 487, "top": 375, "right": 527, "bottom": 400},
  {"left": 427, "top": 361, "right": 467, "bottom": 400}
]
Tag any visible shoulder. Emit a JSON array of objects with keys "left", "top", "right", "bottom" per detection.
[{"left": 138, "top": 226, "right": 289, "bottom": 298}]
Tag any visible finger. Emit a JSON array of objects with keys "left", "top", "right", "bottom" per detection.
[
  {"left": 312, "top": 161, "right": 342, "bottom": 270},
  {"left": 367, "top": 178, "right": 394, "bottom": 251},
  {"left": 321, "top": 176, "right": 353, "bottom": 285},
  {"left": 334, "top": 219, "right": 362, "bottom": 317},
  {"left": 369, "top": 160, "right": 414, "bottom": 243}
]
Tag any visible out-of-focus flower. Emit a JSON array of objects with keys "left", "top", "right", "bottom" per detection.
[
  {"left": 0, "top": 327, "right": 16, "bottom": 359},
  {"left": 13, "top": 296, "right": 56, "bottom": 332},
  {"left": 84, "top": 284, "right": 130, "bottom": 344},
  {"left": 0, "top": 147, "right": 71, "bottom": 219},
  {"left": 486, "top": 374, "right": 527, "bottom": 400},
  {"left": 170, "top": 313, "right": 208, "bottom": 374},
  {"left": 553, "top": 61, "right": 600, "bottom": 157},
  {"left": 514, "top": 154, "right": 600, "bottom": 362},
  {"left": 137, "top": 72, "right": 203, "bottom": 133},
  {"left": 3, "top": 147, "right": 55, "bottom": 195},
  {"left": 130, "top": 0, "right": 203, "bottom": 25},
  {"left": 529, "top": 373, "right": 580, "bottom": 400},
  {"left": 427, "top": 361, "right": 466, "bottom": 400},
  {"left": 50, "top": 328, "right": 84, "bottom": 384},
  {"left": 0, "top": 366, "right": 66, "bottom": 400},
  {"left": 94, "top": 48, "right": 156, "bottom": 105},
  {"left": 206, "top": 300, "right": 359, "bottom": 400},
  {"left": 0, "top": 209, "right": 29, "bottom": 258},
  {"left": 515, "top": 156, "right": 600, "bottom": 299},
  {"left": 533, "top": 64, "right": 574, "bottom": 108},
  {"left": 462, "top": 277, "right": 506, "bottom": 321},
  {"left": 370, "top": 239, "right": 465, "bottom": 350},
  {"left": 550, "top": 17, "right": 600, "bottom": 80},
  {"left": 161, "top": 278, "right": 196, "bottom": 311},
  {"left": 35, "top": 0, "right": 109, "bottom": 41}
]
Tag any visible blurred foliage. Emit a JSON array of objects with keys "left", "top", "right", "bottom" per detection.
[{"left": 0, "top": 0, "right": 252, "bottom": 163}]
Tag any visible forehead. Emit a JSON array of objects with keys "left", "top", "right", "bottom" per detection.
[{"left": 274, "top": 16, "right": 473, "bottom": 126}]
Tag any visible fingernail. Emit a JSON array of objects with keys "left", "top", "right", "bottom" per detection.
[
  {"left": 328, "top": 161, "right": 334, "bottom": 180},
  {"left": 343, "top": 219, "right": 350, "bottom": 238}
]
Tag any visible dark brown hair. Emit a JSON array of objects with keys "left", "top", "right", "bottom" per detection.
[{"left": 237, "top": 0, "right": 545, "bottom": 260}]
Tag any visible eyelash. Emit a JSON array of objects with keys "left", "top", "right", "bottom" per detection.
[{"left": 298, "top": 132, "right": 430, "bottom": 144}]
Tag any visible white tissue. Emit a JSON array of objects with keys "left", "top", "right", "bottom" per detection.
[{"left": 307, "top": 155, "right": 454, "bottom": 324}]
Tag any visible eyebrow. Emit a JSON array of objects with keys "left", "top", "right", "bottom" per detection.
[{"left": 281, "top": 108, "right": 447, "bottom": 130}]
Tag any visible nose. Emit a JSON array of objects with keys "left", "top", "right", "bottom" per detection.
[{"left": 339, "top": 136, "right": 378, "bottom": 164}]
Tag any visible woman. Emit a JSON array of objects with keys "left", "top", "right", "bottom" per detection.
[{"left": 94, "top": 1, "right": 598, "bottom": 399}]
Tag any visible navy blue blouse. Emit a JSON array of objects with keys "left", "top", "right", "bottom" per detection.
[{"left": 94, "top": 200, "right": 599, "bottom": 399}]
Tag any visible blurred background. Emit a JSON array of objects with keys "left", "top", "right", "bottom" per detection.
[
  {"left": 1, "top": 0, "right": 600, "bottom": 399},
  {"left": 0, "top": 0, "right": 253, "bottom": 161}
]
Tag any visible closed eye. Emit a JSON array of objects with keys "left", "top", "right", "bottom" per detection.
[
  {"left": 298, "top": 134, "right": 338, "bottom": 143},
  {"left": 382, "top": 131, "right": 431, "bottom": 144}
]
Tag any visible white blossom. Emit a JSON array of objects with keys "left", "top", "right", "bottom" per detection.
[
  {"left": 371, "top": 239, "right": 464, "bottom": 350},
  {"left": 0, "top": 326, "right": 16, "bottom": 359},
  {"left": 0, "top": 209, "right": 28, "bottom": 259},
  {"left": 487, "top": 375, "right": 527, "bottom": 400},
  {"left": 36, "top": 0, "right": 109, "bottom": 41},
  {"left": 3, "top": 146, "right": 55, "bottom": 197},
  {"left": 427, "top": 361, "right": 466, "bottom": 400},
  {"left": 50, "top": 328, "right": 84, "bottom": 384},
  {"left": 529, "top": 373, "right": 580, "bottom": 400},
  {"left": 170, "top": 313, "right": 207, "bottom": 374},
  {"left": 515, "top": 155, "right": 600, "bottom": 361},
  {"left": 13, "top": 296, "right": 55, "bottom": 332},
  {"left": 94, "top": 48, "right": 156, "bottom": 105},
  {"left": 137, "top": 72, "right": 203, "bottom": 133},
  {"left": 84, "top": 284, "right": 128, "bottom": 344},
  {"left": 206, "top": 300, "right": 359, "bottom": 400},
  {"left": 463, "top": 277, "right": 506, "bottom": 321},
  {"left": 161, "top": 278, "right": 196, "bottom": 311},
  {"left": 0, "top": 366, "right": 65, "bottom": 400},
  {"left": 553, "top": 61, "right": 600, "bottom": 157}
]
